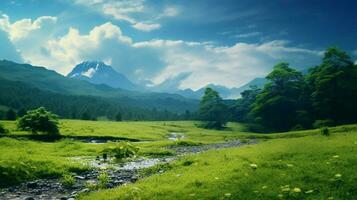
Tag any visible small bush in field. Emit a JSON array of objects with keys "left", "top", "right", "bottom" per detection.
[
  {"left": 102, "top": 142, "right": 139, "bottom": 160},
  {"left": 98, "top": 171, "right": 110, "bottom": 189},
  {"left": 0, "top": 123, "right": 7, "bottom": 134},
  {"left": 17, "top": 107, "right": 59, "bottom": 136},
  {"left": 321, "top": 127, "right": 330, "bottom": 136},
  {"left": 61, "top": 174, "right": 75, "bottom": 188}
]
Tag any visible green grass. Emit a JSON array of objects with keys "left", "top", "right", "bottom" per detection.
[
  {"left": 81, "top": 131, "right": 357, "bottom": 200},
  {"left": 1, "top": 119, "right": 357, "bottom": 199}
]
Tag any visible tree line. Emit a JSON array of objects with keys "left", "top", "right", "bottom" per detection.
[
  {"left": 0, "top": 79, "right": 197, "bottom": 121},
  {"left": 199, "top": 47, "right": 357, "bottom": 132}
]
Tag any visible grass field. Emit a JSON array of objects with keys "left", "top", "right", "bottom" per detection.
[
  {"left": 82, "top": 131, "right": 357, "bottom": 200},
  {"left": 0, "top": 120, "right": 356, "bottom": 199}
]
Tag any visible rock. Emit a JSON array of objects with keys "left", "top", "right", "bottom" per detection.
[
  {"left": 74, "top": 175, "right": 85, "bottom": 180},
  {"left": 80, "top": 188, "right": 90, "bottom": 193},
  {"left": 27, "top": 181, "right": 38, "bottom": 189},
  {"left": 25, "top": 197, "right": 35, "bottom": 200},
  {"left": 60, "top": 197, "right": 67, "bottom": 200}
]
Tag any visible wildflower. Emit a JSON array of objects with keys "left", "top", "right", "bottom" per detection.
[
  {"left": 250, "top": 163, "right": 258, "bottom": 169},
  {"left": 332, "top": 155, "right": 339, "bottom": 158},
  {"left": 189, "top": 193, "right": 196, "bottom": 197},
  {"left": 253, "top": 190, "right": 259, "bottom": 193},
  {"left": 262, "top": 185, "right": 268, "bottom": 189},
  {"left": 305, "top": 190, "right": 314, "bottom": 194},
  {"left": 224, "top": 193, "right": 231, "bottom": 197},
  {"left": 326, "top": 161, "right": 330, "bottom": 164},
  {"left": 277, "top": 194, "right": 283, "bottom": 198},
  {"left": 328, "top": 197, "right": 334, "bottom": 200},
  {"left": 214, "top": 177, "right": 219, "bottom": 180},
  {"left": 176, "top": 174, "right": 182, "bottom": 177},
  {"left": 286, "top": 164, "right": 294, "bottom": 167},
  {"left": 293, "top": 187, "right": 301, "bottom": 193}
]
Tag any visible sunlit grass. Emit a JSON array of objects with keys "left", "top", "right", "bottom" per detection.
[{"left": 81, "top": 131, "right": 357, "bottom": 200}]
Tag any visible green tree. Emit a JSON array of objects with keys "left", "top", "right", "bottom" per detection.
[
  {"left": 6, "top": 109, "right": 16, "bottom": 120},
  {"left": 17, "top": 107, "right": 59, "bottom": 136},
  {"left": 235, "top": 85, "right": 261, "bottom": 122},
  {"left": 17, "top": 108, "right": 27, "bottom": 118},
  {"left": 199, "top": 88, "right": 228, "bottom": 129},
  {"left": 307, "top": 47, "right": 357, "bottom": 125},
  {"left": 250, "top": 63, "right": 306, "bottom": 132},
  {"left": 115, "top": 112, "right": 122, "bottom": 121}
]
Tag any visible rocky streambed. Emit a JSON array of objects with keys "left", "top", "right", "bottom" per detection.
[{"left": 0, "top": 139, "right": 253, "bottom": 200}]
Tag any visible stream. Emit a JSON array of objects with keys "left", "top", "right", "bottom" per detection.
[{"left": 0, "top": 139, "right": 253, "bottom": 200}]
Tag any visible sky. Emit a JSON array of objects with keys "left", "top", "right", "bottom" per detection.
[{"left": 0, "top": 0, "right": 356, "bottom": 90}]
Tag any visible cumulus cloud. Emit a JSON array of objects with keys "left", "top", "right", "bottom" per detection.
[
  {"left": 0, "top": 14, "right": 57, "bottom": 41},
  {"left": 0, "top": 15, "right": 323, "bottom": 89}
]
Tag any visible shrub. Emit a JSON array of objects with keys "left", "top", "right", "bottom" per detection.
[
  {"left": 102, "top": 142, "right": 139, "bottom": 160},
  {"left": 313, "top": 119, "right": 334, "bottom": 128},
  {"left": 0, "top": 123, "right": 7, "bottom": 134},
  {"left": 98, "top": 171, "right": 110, "bottom": 189},
  {"left": 61, "top": 174, "right": 75, "bottom": 188},
  {"left": 17, "top": 107, "right": 59, "bottom": 136},
  {"left": 321, "top": 127, "right": 330, "bottom": 136}
]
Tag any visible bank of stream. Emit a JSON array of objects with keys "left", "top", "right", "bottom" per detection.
[{"left": 0, "top": 139, "right": 254, "bottom": 200}]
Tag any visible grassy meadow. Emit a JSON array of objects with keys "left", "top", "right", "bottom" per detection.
[{"left": 0, "top": 120, "right": 356, "bottom": 199}]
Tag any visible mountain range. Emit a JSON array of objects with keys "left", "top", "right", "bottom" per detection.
[
  {"left": 67, "top": 61, "right": 266, "bottom": 99},
  {"left": 0, "top": 60, "right": 197, "bottom": 114}
]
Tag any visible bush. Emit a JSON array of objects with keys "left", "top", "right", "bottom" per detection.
[
  {"left": 61, "top": 174, "right": 75, "bottom": 188},
  {"left": 17, "top": 107, "right": 59, "bottom": 136},
  {"left": 313, "top": 119, "right": 334, "bottom": 128},
  {"left": 102, "top": 142, "right": 139, "bottom": 160},
  {"left": 321, "top": 127, "right": 330, "bottom": 136},
  {"left": 0, "top": 123, "right": 7, "bottom": 134},
  {"left": 98, "top": 171, "right": 110, "bottom": 189}
]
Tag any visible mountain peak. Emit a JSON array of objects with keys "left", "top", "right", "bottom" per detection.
[{"left": 67, "top": 61, "right": 138, "bottom": 90}]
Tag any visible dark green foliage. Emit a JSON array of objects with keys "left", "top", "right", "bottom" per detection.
[
  {"left": 17, "top": 107, "right": 59, "bottom": 136},
  {"left": 199, "top": 88, "right": 228, "bottom": 129},
  {"left": 235, "top": 47, "right": 357, "bottom": 132},
  {"left": 115, "top": 112, "right": 122, "bottom": 121},
  {"left": 5, "top": 109, "right": 16, "bottom": 120},
  {"left": 313, "top": 119, "right": 334, "bottom": 128},
  {"left": 321, "top": 127, "right": 330, "bottom": 136},
  {"left": 234, "top": 85, "right": 261, "bottom": 122},
  {"left": 307, "top": 47, "right": 357, "bottom": 125},
  {"left": 0, "top": 123, "right": 6, "bottom": 134},
  {"left": 17, "top": 108, "right": 27, "bottom": 118},
  {"left": 250, "top": 63, "right": 306, "bottom": 132},
  {"left": 81, "top": 112, "right": 91, "bottom": 121},
  {"left": 0, "top": 78, "right": 193, "bottom": 121}
]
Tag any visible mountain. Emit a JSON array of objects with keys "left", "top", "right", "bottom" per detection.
[
  {"left": 67, "top": 61, "right": 138, "bottom": 91},
  {"left": 0, "top": 60, "right": 198, "bottom": 113},
  {"left": 172, "top": 78, "right": 267, "bottom": 100}
]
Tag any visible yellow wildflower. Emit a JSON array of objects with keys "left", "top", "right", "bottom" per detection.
[{"left": 293, "top": 187, "right": 301, "bottom": 193}]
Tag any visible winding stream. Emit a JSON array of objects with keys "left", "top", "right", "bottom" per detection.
[{"left": 0, "top": 139, "right": 252, "bottom": 200}]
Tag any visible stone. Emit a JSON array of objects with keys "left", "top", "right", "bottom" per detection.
[
  {"left": 74, "top": 176, "right": 85, "bottom": 180},
  {"left": 25, "top": 197, "right": 35, "bottom": 200},
  {"left": 27, "top": 181, "right": 38, "bottom": 189}
]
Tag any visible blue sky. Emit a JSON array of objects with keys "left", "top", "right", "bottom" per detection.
[{"left": 0, "top": 0, "right": 356, "bottom": 89}]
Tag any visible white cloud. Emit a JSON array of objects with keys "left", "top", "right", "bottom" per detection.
[
  {"left": 132, "top": 22, "right": 161, "bottom": 32},
  {"left": 0, "top": 16, "right": 323, "bottom": 90},
  {"left": 74, "top": 0, "right": 178, "bottom": 32},
  {"left": 0, "top": 14, "right": 57, "bottom": 41}
]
